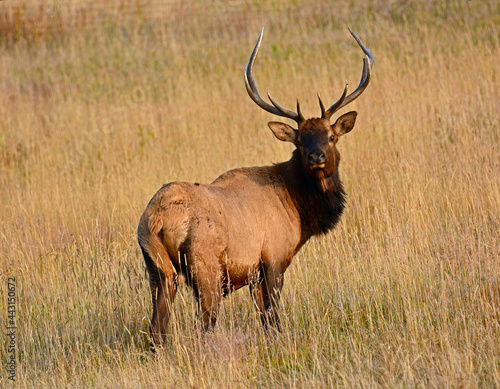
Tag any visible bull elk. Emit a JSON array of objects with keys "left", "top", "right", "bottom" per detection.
[{"left": 138, "top": 28, "right": 373, "bottom": 348}]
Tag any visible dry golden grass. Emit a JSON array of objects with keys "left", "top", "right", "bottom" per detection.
[{"left": 0, "top": 0, "right": 499, "bottom": 387}]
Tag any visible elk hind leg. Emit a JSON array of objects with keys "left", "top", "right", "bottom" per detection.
[
  {"left": 190, "top": 260, "right": 223, "bottom": 332},
  {"left": 141, "top": 247, "right": 177, "bottom": 350}
]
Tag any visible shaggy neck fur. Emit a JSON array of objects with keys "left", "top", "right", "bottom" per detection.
[{"left": 276, "top": 149, "right": 346, "bottom": 239}]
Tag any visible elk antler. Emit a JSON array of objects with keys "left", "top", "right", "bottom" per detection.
[
  {"left": 245, "top": 28, "right": 373, "bottom": 123},
  {"left": 320, "top": 29, "right": 374, "bottom": 120},
  {"left": 245, "top": 28, "right": 305, "bottom": 124}
]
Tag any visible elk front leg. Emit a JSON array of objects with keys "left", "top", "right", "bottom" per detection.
[{"left": 250, "top": 264, "right": 284, "bottom": 332}]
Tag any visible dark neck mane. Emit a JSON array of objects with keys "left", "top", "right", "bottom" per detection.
[{"left": 276, "top": 149, "right": 346, "bottom": 240}]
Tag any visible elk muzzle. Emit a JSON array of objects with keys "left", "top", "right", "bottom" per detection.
[{"left": 307, "top": 150, "right": 327, "bottom": 168}]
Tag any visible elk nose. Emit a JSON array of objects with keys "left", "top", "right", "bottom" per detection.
[{"left": 308, "top": 150, "right": 326, "bottom": 165}]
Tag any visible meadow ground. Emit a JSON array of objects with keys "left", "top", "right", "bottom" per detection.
[{"left": 0, "top": 0, "right": 499, "bottom": 387}]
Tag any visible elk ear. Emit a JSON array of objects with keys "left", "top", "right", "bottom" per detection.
[
  {"left": 332, "top": 111, "right": 357, "bottom": 136},
  {"left": 268, "top": 121, "right": 298, "bottom": 143}
]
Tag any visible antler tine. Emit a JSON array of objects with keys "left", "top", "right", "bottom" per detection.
[
  {"left": 296, "top": 99, "right": 305, "bottom": 122},
  {"left": 317, "top": 92, "right": 326, "bottom": 119},
  {"left": 323, "top": 29, "right": 374, "bottom": 119},
  {"left": 323, "top": 81, "right": 348, "bottom": 120},
  {"left": 245, "top": 28, "right": 303, "bottom": 124},
  {"left": 267, "top": 92, "right": 304, "bottom": 122}
]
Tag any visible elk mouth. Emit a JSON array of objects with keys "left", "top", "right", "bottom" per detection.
[{"left": 308, "top": 163, "right": 326, "bottom": 171}]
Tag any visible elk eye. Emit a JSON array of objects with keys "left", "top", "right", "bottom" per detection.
[
  {"left": 296, "top": 140, "right": 302, "bottom": 147},
  {"left": 329, "top": 135, "right": 335, "bottom": 142}
]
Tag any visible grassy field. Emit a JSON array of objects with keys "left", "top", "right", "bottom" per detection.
[{"left": 1, "top": 0, "right": 499, "bottom": 387}]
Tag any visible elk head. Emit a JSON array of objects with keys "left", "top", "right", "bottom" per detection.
[{"left": 245, "top": 28, "right": 374, "bottom": 191}]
